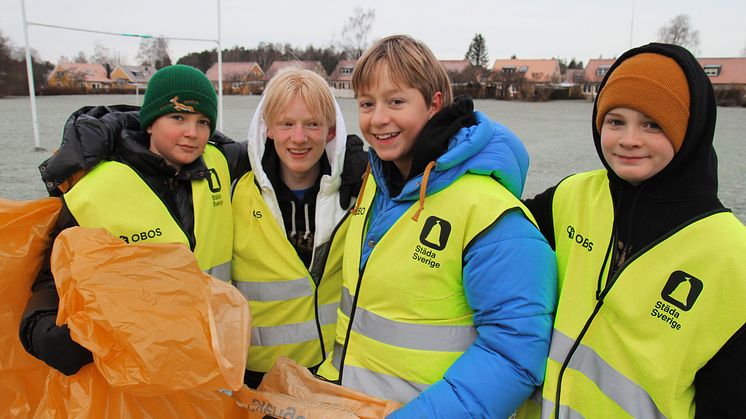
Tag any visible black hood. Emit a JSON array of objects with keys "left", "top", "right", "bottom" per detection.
[{"left": 592, "top": 43, "right": 723, "bottom": 253}]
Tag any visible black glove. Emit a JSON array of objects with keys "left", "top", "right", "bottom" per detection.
[
  {"left": 25, "top": 314, "right": 93, "bottom": 376},
  {"left": 339, "top": 134, "right": 369, "bottom": 208}
]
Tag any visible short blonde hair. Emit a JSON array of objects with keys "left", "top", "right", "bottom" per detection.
[
  {"left": 262, "top": 68, "right": 336, "bottom": 127},
  {"left": 352, "top": 35, "right": 453, "bottom": 107}
]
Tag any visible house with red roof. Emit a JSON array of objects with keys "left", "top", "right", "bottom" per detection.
[
  {"left": 698, "top": 57, "right": 746, "bottom": 106},
  {"left": 206, "top": 62, "right": 264, "bottom": 95},
  {"left": 490, "top": 58, "right": 561, "bottom": 99},
  {"left": 329, "top": 60, "right": 355, "bottom": 90},
  {"left": 440, "top": 59, "right": 471, "bottom": 75},
  {"left": 46, "top": 63, "right": 112, "bottom": 94},
  {"left": 440, "top": 59, "right": 489, "bottom": 97},
  {"left": 582, "top": 58, "right": 616, "bottom": 99}
]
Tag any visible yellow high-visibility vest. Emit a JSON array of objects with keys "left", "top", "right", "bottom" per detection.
[
  {"left": 64, "top": 145, "right": 232, "bottom": 278},
  {"left": 317, "top": 172, "right": 535, "bottom": 403},
  {"left": 537, "top": 170, "right": 746, "bottom": 418},
  {"left": 231, "top": 171, "right": 347, "bottom": 372}
]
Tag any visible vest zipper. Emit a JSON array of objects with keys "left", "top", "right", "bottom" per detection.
[
  {"left": 554, "top": 298, "right": 605, "bottom": 419},
  {"left": 336, "top": 199, "right": 373, "bottom": 385}
]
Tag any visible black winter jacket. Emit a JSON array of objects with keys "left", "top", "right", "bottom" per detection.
[{"left": 20, "top": 105, "right": 248, "bottom": 376}]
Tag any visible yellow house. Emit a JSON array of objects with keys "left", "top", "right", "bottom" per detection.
[
  {"left": 110, "top": 65, "right": 157, "bottom": 93},
  {"left": 47, "top": 63, "right": 111, "bottom": 94}
]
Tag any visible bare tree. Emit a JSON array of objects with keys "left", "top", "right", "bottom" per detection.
[
  {"left": 253, "top": 42, "right": 286, "bottom": 70},
  {"left": 90, "top": 41, "right": 118, "bottom": 67},
  {"left": 465, "top": 33, "right": 489, "bottom": 68},
  {"left": 741, "top": 43, "right": 746, "bottom": 57},
  {"left": 340, "top": 7, "right": 375, "bottom": 59},
  {"left": 493, "top": 71, "right": 524, "bottom": 100},
  {"left": 657, "top": 14, "right": 700, "bottom": 54},
  {"left": 137, "top": 37, "right": 172, "bottom": 69},
  {"left": 73, "top": 51, "right": 88, "bottom": 63}
]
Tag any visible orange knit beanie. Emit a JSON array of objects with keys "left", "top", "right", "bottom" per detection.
[{"left": 596, "top": 53, "right": 690, "bottom": 152}]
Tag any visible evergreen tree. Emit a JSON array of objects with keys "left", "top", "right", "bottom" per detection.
[{"left": 465, "top": 33, "right": 489, "bottom": 68}]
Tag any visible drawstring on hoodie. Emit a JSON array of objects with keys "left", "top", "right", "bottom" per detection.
[
  {"left": 289, "top": 199, "right": 312, "bottom": 249},
  {"left": 303, "top": 202, "right": 311, "bottom": 241},
  {"left": 412, "top": 161, "right": 437, "bottom": 222},
  {"left": 350, "top": 163, "right": 371, "bottom": 214},
  {"left": 348, "top": 160, "right": 436, "bottom": 222},
  {"left": 289, "top": 200, "right": 297, "bottom": 238}
]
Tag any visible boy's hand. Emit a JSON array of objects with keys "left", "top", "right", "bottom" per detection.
[{"left": 29, "top": 314, "right": 93, "bottom": 375}]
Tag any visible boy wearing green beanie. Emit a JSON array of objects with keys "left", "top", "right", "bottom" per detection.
[{"left": 20, "top": 65, "right": 249, "bottom": 376}]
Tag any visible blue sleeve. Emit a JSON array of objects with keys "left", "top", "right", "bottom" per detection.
[{"left": 389, "top": 210, "right": 558, "bottom": 418}]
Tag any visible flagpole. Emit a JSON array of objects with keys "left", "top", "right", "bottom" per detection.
[{"left": 217, "top": 0, "right": 223, "bottom": 132}]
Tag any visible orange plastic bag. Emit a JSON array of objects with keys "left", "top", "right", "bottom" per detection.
[
  {"left": 34, "top": 226, "right": 250, "bottom": 418},
  {"left": 232, "top": 357, "right": 402, "bottom": 418},
  {"left": 34, "top": 368, "right": 242, "bottom": 419},
  {"left": 0, "top": 198, "right": 61, "bottom": 418}
]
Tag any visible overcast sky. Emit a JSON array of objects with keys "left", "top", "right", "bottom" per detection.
[{"left": 3, "top": 0, "right": 745, "bottom": 66}]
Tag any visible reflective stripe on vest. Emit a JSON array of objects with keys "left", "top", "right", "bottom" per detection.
[
  {"left": 337, "top": 287, "right": 476, "bottom": 351},
  {"left": 64, "top": 145, "right": 232, "bottom": 275},
  {"left": 342, "top": 365, "right": 430, "bottom": 402},
  {"left": 231, "top": 171, "right": 345, "bottom": 372},
  {"left": 317, "top": 172, "right": 534, "bottom": 403},
  {"left": 541, "top": 170, "right": 746, "bottom": 419},
  {"left": 249, "top": 303, "right": 338, "bottom": 347},
  {"left": 544, "top": 328, "right": 664, "bottom": 419}
]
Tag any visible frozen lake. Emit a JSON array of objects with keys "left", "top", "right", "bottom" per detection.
[{"left": 1, "top": 94, "right": 744, "bottom": 221}]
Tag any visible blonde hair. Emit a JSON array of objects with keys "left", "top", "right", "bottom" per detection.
[
  {"left": 262, "top": 67, "right": 336, "bottom": 127},
  {"left": 352, "top": 34, "right": 453, "bottom": 107}
]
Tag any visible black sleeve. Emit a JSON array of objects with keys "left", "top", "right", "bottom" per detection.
[
  {"left": 522, "top": 186, "right": 558, "bottom": 249},
  {"left": 19, "top": 202, "right": 94, "bottom": 376},
  {"left": 40, "top": 105, "right": 140, "bottom": 196},
  {"left": 210, "top": 131, "right": 250, "bottom": 182},
  {"left": 694, "top": 323, "right": 746, "bottom": 418}
]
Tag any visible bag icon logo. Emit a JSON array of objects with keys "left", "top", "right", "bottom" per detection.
[
  {"left": 419, "top": 216, "right": 451, "bottom": 251},
  {"left": 206, "top": 168, "right": 222, "bottom": 193},
  {"left": 661, "top": 271, "right": 703, "bottom": 311}
]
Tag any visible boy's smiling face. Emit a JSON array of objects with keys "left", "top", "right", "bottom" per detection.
[
  {"left": 357, "top": 63, "right": 442, "bottom": 177},
  {"left": 147, "top": 112, "right": 211, "bottom": 169},
  {"left": 600, "top": 107, "right": 675, "bottom": 185},
  {"left": 267, "top": 97, "right": 334, "bottom": 188}
]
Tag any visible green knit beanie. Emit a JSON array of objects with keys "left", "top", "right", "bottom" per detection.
[{"left": 140, "top": 64, "right": 217, "bottom": 135}]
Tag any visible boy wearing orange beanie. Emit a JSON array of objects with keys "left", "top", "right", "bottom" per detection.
[{"left": 521, "top": 43, "right": 746, "bottom": 418}]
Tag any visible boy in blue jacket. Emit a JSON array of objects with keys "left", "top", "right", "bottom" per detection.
[{"left": 316, "top": 34, "right": 557, "bottom": 418}]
